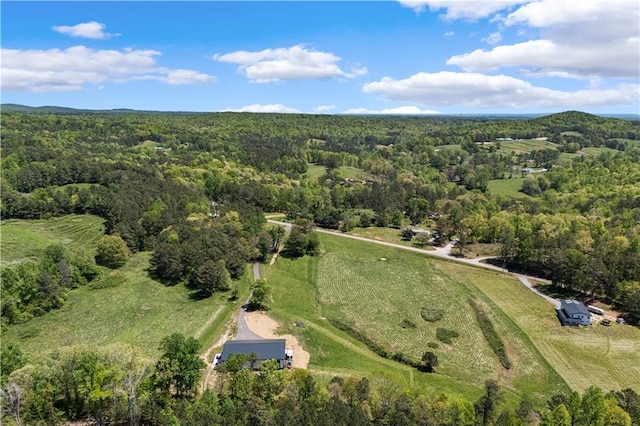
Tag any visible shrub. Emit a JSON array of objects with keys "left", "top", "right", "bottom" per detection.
[
  {"left": 400, "top": 319, "right": 417, "bottom": 329},
  {"left": 469, "top": 299, "right": 511, "bottom": 369},
  {"left": 436, "top": 328, "right": 459, "bottom": 344},
  {"left": 421, "top": 307, "right": 445, "bottom": 322},
  {"left": 427, "top": 342, "right": 439, "bottom": 349},
  {"left": 95, "top": 234, "right": 130, "bottom": 269}
]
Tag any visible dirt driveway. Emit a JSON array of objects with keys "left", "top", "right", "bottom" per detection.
[{"left": 244, "top": 311, "right": 310, "bottom": 369}]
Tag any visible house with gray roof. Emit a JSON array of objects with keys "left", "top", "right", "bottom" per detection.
[
  {"left": 557, "top": 299, "right": 591, "bottom": 326},
  {"left": 217, "top": 339, "right": 291, "bottom": 369}
]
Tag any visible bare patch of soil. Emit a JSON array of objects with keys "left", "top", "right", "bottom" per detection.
[{"left": 244, "top": 312, "right": 310, "bottom": 369}]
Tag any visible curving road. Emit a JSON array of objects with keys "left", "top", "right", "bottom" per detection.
[{"left": 267, "top": 219, "right": 561, "bottom": 308}]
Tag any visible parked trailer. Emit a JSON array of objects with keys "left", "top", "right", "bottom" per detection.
[{"left": 587, "top": 305, "right": 604, "bottom": 315}]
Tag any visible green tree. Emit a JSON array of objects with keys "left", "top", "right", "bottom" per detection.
[
  {"left": 541, "top": 403, "right": 571, "bottom": 426},
  {"left": 249, "top": 279, "right": 271, "bottom": 311},
  {"left": 475, "top": 380, "right": 504, "bottom": 426},
  {"left": 191, "top": 259, "right": 231, "bottom": 296},
  {"left": 155, "top": 334, "right": 205, "bottom": 400},
  {"left": 577, "top": 386, "right": 606, "bottom": 426},
  {"left": 420, "top": 351, "right": 439, "bottom": 373},
  {"left": 0, "top": 343, "right": 25, "bottom": 385},
  {"left": 95, "top": 235, "right": 130, "bottom": 269}
]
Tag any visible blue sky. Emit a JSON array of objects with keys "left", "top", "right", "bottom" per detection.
[{"left": 2, "top": 1, "right": 639, "bottom": 114}]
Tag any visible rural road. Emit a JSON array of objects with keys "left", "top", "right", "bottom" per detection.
[
  {"left": 267, "top": 219, "right": 561, "bottom": 308},
  {"left": 234, "top": 263, "right": 263, "bottom": 340}
]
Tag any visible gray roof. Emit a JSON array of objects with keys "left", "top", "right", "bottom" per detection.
[
  {"left": 220, "top": 339, "right": 286, "bottom": 362},
  {"left": 561, "top": 299, "right": 590, "bottom": 316}
]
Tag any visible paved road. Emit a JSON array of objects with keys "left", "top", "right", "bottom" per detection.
[
  {"left": 234, "top": 262, "right": 263, "bottom": 340},
  {"left": 267, "top": 219, "right": 561, "bottom": 308}
]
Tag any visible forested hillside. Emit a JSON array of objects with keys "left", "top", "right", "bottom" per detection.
[
  {"left": 2, "top": 111, "right": 639, "bottom": 320},
  {"left": 1, "top": 110, "right": 640, "bottom": 424}
]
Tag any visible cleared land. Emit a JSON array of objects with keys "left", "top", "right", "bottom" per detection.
[
  {"left": 305, "top": 163, "right": 372, "bottom": 181},
  {"left": 346, "top": 226, "right": 435, "bottom": 248},
  {"left": 487, "top": 178, "right": 529, "bottom": 199},
  {"left": 1, "top": 214, "right": 105, "bottom": 266},
  {"left": 265, "top": 233, "right": 568, "bottom": 406},
  {"left": 434, "top": 261, "right": 640, "bottom": 393},
  {"left": 2, "top": 251, "right": 251, "bottom": 361}
]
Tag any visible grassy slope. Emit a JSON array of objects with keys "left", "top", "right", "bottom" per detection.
[
  {"left": 1, "top": 214, "right": 105, "bottom": 266},
  {"left": 2, "top": 252, "right": 251, "bottom": 360},
  {"left": 265, "top": 234, "right": 569, "bottom": 406},
  {"left": 434, "top": 261, "right": 640, "bottom": 393},
  {"left": 265, "top": 253, "right": 483, "bottom": 402}
]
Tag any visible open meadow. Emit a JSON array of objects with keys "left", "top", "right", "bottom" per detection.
[
  {"left": 435, "top": 261, "right": 640, "bottom": 393},
  {"left": 265, "top": 233, "right": 571, "bottom": 407},
  {"left": 1, "top": 214, "right": 251, "bottom": 360},
  {"left": 486, "top": 178, "right": 529, "bottom": 199},
  {"left": 1, "top": 214, "right": 105, "bottom": 266}
]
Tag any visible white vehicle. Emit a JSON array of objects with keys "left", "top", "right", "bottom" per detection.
[
  {"left": 587, "top": 305, "right": 604, "bottom": 315},
  {"left": 212, "top": 353, "right": 222, "bottom": 369}
]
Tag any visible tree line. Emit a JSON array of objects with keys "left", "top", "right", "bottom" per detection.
[{"left": 2, "top": 336, "right": 639, "bottom": 425}]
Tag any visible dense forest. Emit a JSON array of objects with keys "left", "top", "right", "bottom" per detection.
[
  {"left": 2, "top": 110, "right": 639, "bottom": 323},
  {"left": 1, "top": 109, "right": 640, "bottom": 424}
]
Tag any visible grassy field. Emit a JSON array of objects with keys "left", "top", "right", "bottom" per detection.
[
  {"left": 496, "top": 139, "right": 558, "bottom": 154},
  {"left": 577, "top": 146, "right": 620, "bottom": 156},
  {"left": 1, "top": 214, "right": 105, "bottom": 266},
  {"left": 487, "top": 178, "right": 529, "bottom": 199},
  {"left": 305, "top": 163, "right": 372, "bottom": 182},
  {"left": 2, "top": 252, "right": 251, "bottom": 361},
  {"left": 264, "top": 248, "right": 485, "bottom": 402},
  {"left": 265, "top": 234, "right": 569, "bottom": 406},
  {"left": 434, "top": 261, "right": 640, "bottom": 393},
  {"left": 345, "top": 226, "right": 435, "bottom": 249}
]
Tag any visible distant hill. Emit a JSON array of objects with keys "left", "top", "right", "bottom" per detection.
[
  {"left": 1, "top": 104, "right": 638, "bottom": 120},
  {"left": 0, "top": 104, "right": 196, "bottom": 115}
]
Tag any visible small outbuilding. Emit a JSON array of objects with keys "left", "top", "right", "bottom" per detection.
[
  {"left": 557, "top": 300, "right": 591, "bottom": 326},
  {"left": 217, "top": 339, "right": 291, "bottom": 369}
]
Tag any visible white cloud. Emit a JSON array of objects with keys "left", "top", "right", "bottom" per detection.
[
  {"left": 363, "top": 72, "right": 639, "bottom": 108},
  {"left": 482, "top": 32, "right": 502, "bottom": 45},
  {"left": 444, "top": 31, "right": 455, "bottom": 37},
  {"left": 161, "top": 69, "right": 216, "bottom": 85},
  {"left": 398, "top": 1, "right": 529, "bottom": 20},
  {"left": 1, "top": 46, "right": 215, "bottom": 92},
  {"left": 448, "top": 37, "right": 639, "bottom": 79},
  {"left": 213, "top": 45, "right": 367, "bottom": 82},
  {"left": 343, "top": 106, "right": 440, "bottom": 115},
  {"left": 504, "top": 0, "right": 634, "bottom": 28},
  {"left": 448, "top": 0, "right": 639, "bottom": 79},
  {"left": 224, "top": 104, "right": 301, "bottom": 113},
  {"left": 315, "top": 105, "right": 337, "bottom": 113},
  {"left": 52, "top": 21, "right": 119, "bottom": 39}
]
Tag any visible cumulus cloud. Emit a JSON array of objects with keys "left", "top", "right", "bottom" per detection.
[
  {"left": 363, "top": 72, "right": 639, "bottom": 108},
  {"left": 342, "top": 106, "right": 440, "bottom": 115},
  {"left": 1, "top": 46, "right": 215, "bottom": 92},
  {"left": 224, "top": 104, "right": 301, "bottom": 113},
  {"left": 52, "top": 21, "right": 119, "bottom": 39},
  {"left": 444, "top": 31, "right": 455, "bottom": 37},
  {"left": 213, "top": 45, "right": 367, "bottom": 82},
  {"left": 447, "top": 38, "right": 639, "bottom": 78},
  {"left": 398, "top": 1, "right": 528, "bottom": 20},
  {"left": 448, "top": 0, "right": 640, "bottom": 79},
  {"left": 315, "top": 105, "right": 337, "bottom": 113}
]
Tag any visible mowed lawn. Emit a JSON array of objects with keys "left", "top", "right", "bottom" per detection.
[
  {"left": 2, "top": 252, "right": 249, "bottom": 361},
  {"left": 434, "top": 261, "right": 640, "bottom": 393},
  {"left": 1, "top": 214, "right": 105, "bottom": 266},
  {"left": 265, "top": 233, "right": 568, "bottom": 405}
]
